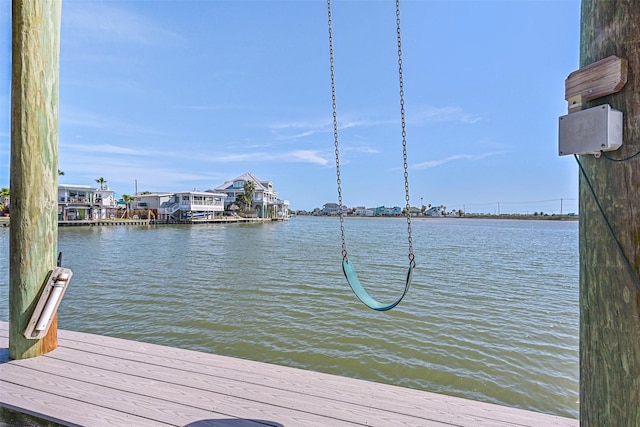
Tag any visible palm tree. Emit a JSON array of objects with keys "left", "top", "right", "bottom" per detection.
[
  {"left": 235, "top": 193, "right": 248, "bottom": 214},
  {"left": 0, "top": 187, "right": 9, "bottom": 213},
  {"left": 95, "top": 177, "right": 107, "bottom": 190},
  {"left": 243, "top": 180, "right": 256, "bottom": 214},
  {"left": 121, "top": 194, "right": 134, "bottom": 218},
  {"left": 58, "top": 170, "right": 64, "bottom": 176}
]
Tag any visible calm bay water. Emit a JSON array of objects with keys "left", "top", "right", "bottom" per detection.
[{"left": 0, "top": 217, "right": 578, "bottom": 419}]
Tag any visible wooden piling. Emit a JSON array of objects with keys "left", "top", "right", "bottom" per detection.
[
  {"left": 9, "top": 0, "right": 62, "bottom": 359},
  {"left": 578, "top": 1, "right": 640, "bottom": 425}
]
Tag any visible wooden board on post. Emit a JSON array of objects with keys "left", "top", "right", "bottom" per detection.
[{"left": 565, "top": 55, "right": 628, "bottom": 112}]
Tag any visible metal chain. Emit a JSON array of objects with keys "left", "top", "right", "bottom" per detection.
[
  {"left": 396, "top": 0, "right": 415, "bottom": 267},
  {"left": 327, "top": 0, "right": 348, "bottom": 260},
  {"left": 328, "top": 0, "right": 415, "bottom": 267}
]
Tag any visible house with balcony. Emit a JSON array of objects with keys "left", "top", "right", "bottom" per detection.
[
  {"left": 352, "top": 206, "right": 366, "bottom": 216},
  {"left": 213, "top": 173, "right": 289, "bottom": 219},
  {"left": 374, "top": 206, "right": 386, "bottom": 216},
  {"left": 58, "top": 184, "right": 117, "bottom": 221},
  {"left": 353, "top": 206, "right": 375, "bottom": 216},
  {"left": 322, "top": 203, "right": 341, "bottom": 215},
  {"left": 425, "top": 206, "right": 444, "bottom": 217},
  {"left": 176, "top": 191, "right": 226, "bottom": 220},
  {"left": 155, "top": 191, "right": 226, "bottom": 221},
  {"left": 94, "top": 187, "right": 118, "bottom": 219},
  {"left": 382, "top": 206, "right": 403, "bottom": 216}
]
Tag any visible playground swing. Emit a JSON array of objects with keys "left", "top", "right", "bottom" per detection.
[{"left": 327, "top": 0, "right": 416, "bottom": 311}]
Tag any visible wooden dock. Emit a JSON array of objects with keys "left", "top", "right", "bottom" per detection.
[
  {"left": 0, "top": 322, "right": 577, "bottom": 426},
  {"left": 58, "top": 219, "right": 151, "bottom": 227},
  {"left": 53, "top": 217, "right": 287, "bottom": 227}
]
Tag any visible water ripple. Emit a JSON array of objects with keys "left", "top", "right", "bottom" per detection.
[{"left": 0, "top": 217, "right": 578, "bottom": 419}]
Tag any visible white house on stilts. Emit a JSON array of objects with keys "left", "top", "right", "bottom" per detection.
[{"left": 214, "top": 173, "right": 289, "bottom": 219}]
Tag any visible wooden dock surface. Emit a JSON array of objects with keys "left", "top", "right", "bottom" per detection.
[{"left": 0, "top": 322, "right": 578, "bottom": 426}]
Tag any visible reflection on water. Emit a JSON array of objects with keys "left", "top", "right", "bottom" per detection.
[{"left": 0, "top": 217, "right": 578, "bottom": 418}]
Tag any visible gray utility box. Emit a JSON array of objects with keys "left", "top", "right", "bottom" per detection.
[{"left": 558, "top": 104, "right": 622, "bottom": 156}]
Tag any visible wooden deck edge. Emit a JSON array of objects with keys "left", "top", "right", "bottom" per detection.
[{"left": 0, "top": 322, "right": 578, "bottom": 426}]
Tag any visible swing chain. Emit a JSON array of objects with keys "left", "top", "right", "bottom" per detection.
[
  {"left": 327, "top": 0, "right": 348, "bottom": 261},
  {"left": 328, "top": 0, "right": 414, "bottom": 267},
  {"left": 396, "top": 0, "right": 415, "bottom": 267}
]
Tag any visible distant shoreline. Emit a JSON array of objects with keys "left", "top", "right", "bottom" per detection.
[
  {"left": 458, "top": 214, "right": 578, "bottom": 221},
  {"left": 297, "top": 214, "right": 578, "bottom": 221},
  {"left": 0, "top": 215, "right": 579, "bottom": 228}
]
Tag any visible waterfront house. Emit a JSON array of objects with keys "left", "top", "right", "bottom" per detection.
[
  {"left": 133, "top": 192, "right": 174, "bottom": 220},
  {"left": 425, "top": 206, "right": 443, "bottom": 217},
  {"left": 353, "top": 206, "right": 367, "bottom": 216},
  {"left": 134, "top": 193, "right": 174, "bottom": 211},
  {"left": 213, "top": 173, "right": 289, "bottom": 219},
  {"left": 156, "top": 191, "right": 226, "bottom": 221},
  {"left": 321, "top": 202, "right": 341, "bottom": 215},
  {"left": 58, "top": 184, "right": 117, "bottom": 221},
  {"left": 94, "top": 187, "right": 118, "bottom": 219},
  {"left": 352, "top": 206, "right": 375, "bottom": 217},
  {"left": 382, "top": 206, "right": 403, "bottom": 216}
]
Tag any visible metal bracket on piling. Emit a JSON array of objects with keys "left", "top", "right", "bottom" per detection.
[{"left": 23, "top": 267, "right": 73, "bottom": 339}]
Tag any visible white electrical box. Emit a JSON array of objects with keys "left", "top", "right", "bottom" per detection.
[{"left": 558, "top": 104, "right": 622, "bottom": 156}]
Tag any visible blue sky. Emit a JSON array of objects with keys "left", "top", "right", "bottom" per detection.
[{"left": 1, "top": 0, "right": 580, "bottom": 214}]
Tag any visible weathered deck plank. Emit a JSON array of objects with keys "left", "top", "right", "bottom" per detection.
[
  {"left": 1, "top": 381, "right": 174, "bottom": 427},
  {"left": 0, "top": 322, "right": 577, "bottom": 426}
]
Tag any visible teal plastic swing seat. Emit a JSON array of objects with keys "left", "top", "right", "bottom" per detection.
[{"left": 342, "top": 259, "right": 414, "bottom": 311}]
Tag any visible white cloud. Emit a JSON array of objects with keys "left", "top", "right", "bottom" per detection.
[
  {"left": 413, "top": 152, "right": 505, "bottom": 169},
  {"left": 275, "top": 130, "right": 317, "bottom": 141},
  {"left": 211, "top": 153, "right": 269, "bottom": 163},
  {"left": 284, "top": 150, "right": 329, "bottom": 166},
  {"left": 268, "top": 116, "right": 386, "bottom": 136},
  {"left": 411, "top": 106, "right": 482, "bottom": 125},
  {"left": 60, "top": 105, "right": 113, "bottom": 129},
  {"left": 342, "top": 146, "right": 380, "bottom": 154},
  {"left": 340, "top": 118, "right": 388, "bottom": 129},
  {"left": 201, "top": 150, "right": 330, "bottom": 166},
  {"left": 268, "top": 107, "right": 479, "bottom": 144},
  {"left": 267, "top": 119, "right": 330, "bottom": 141},
  {"left": 178, "top": 104, "right": 261, "bottom": 112},
  {"left": 63, "top": 3, "right": 184, "bottom": 46},
  {"left": 269, "top": 119, "right": 329, "bottom": 131},
  {"left": 60, "top": 165, "right": 226, "bottom": 195},
  {"left": 60, "top": 105, "right": 171, "bottom": 138},
  {"left": 60, "top": 143, "right": 145, "bottom": 156}
]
